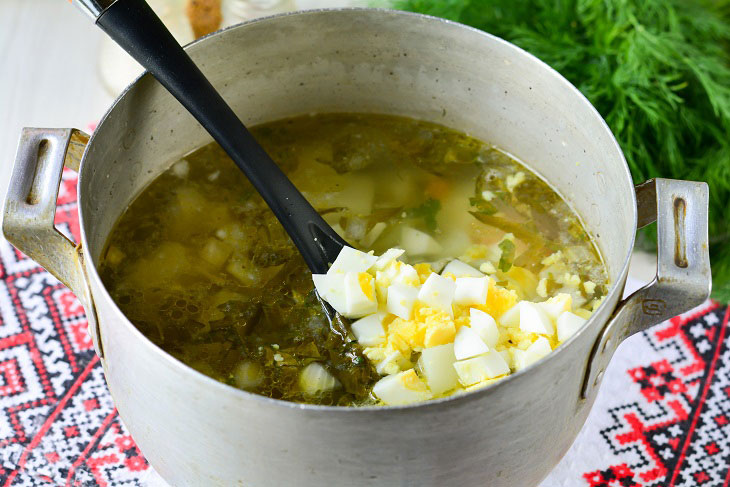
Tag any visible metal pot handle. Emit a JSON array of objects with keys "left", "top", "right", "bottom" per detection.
[
  {"left": 581, "top": 178, "right": 711, "bottom": 399},
  {"left": 2, "top": 128, "right": 102, "bottom": 357}
]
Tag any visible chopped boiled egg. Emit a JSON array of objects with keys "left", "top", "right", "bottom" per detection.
[
  {"left": 513, "top": 336, "right": 553, "bottom": 371},
  {"left": 351, "top": 314, "right": 385, "bottom": 346},
  {"left": 454, "top": 276, "right": 489, "bottom": 306},
  {"left": 454, "top": 350, "right": 510, "bottom": 386},
  {"left": 479, "top": 261, "right": 497, "bottom": 274},
  {"left": 394, "top": 263, "right": 420, "bottom": 287},
  {"left": 312, "top": 245, "right": 600, "bottom": 406},
  {"left": 423, "top": 314, "right": 456, "bottom": 347},
  {"left": 469, "top": 308, "right": 499, "bottom": 348},
  {"left": 557, "top": 311, "right": 586, "bottom": 342},
  {"left": 329, "top": 246, "right": 377, "bottom": 275},
  {"left": 418, "top": 273, "right": 456, "bottom": 315},
  {"left": 372, "top": 369, "right": 432, "bottom": 405},
  {"left": 539, "top": 293, "right": 572, "bottom": 321},
  {"left": 387, "top": 284, "right": 420, "bottom": 320},
  {"left": 299, "top": 363, "right": 339, "bottom": 395},
  {"left": 453, "top": 326, "right": 489, "bottom": 360},
  {"left": 417, "top": 343, "right": 460, "bottom": 396},
  {"left": 401, "top": 226, "right": 442, "bottom": 256},
  {"left": 499, "top": 301, "right": 523, "bottom": 328},
  {"left": 374, "top": 248, "right": 405, "bottom": 271},
  {"left": 442, "top": 259, "right": 484, "bottom": 277},
  {"left": 343, "top": 271, "right": 377, "bottom": 317},
  {"left": 376, "top": 350, "right": 404, "bottom": 375},
  {"left": 519, "top": 302, "right": 554, "bottom": 336},
  {"left": 312, "top": 273, "right": 347, "bottom": 315}
]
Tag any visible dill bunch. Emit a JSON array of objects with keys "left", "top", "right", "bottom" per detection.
[{"left": 395, "top": 0, "right": 730, "bottom": 302}]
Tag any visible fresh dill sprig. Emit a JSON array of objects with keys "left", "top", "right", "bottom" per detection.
[{"left": 396, "top": 0, "right": 730, "bottom": 302}]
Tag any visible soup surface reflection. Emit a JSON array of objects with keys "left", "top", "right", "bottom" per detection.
[{"left": 99, "top": 113, "right": 608, "bottom": 406}]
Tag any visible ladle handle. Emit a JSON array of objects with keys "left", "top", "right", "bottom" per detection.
[{"left": 94, "top": 0, "right": 347, "bottom": 274}]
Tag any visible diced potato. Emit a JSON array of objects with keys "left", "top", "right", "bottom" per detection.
[
  {"left": 362, "top": 222, "right": 387, "bottom": 248},
  {"left": 127, "top": 241, "right": 188, "bottom": 288},
  {"left": 233, "top": 361, "right": 264, "bottom": 390},
  {"left": 226, "top": 260, "right": 259, "bottom": 286},
  {"left": 105, "top": 245, "right": 124, "bottom": 266},
  {"left": 200, "top": 238, "right": 233, "bottom": 268},
  {"left": 299, "top": 363, "right": 339, "bottom": 396},
  {"left": 401, "top": 226, "right": 442, "bottom": 257}
]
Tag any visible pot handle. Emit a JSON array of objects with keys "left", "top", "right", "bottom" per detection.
[
  {"left": 581, "top": 178, "right": 711, "bottom": 399},
  {"left": 2, "top": 128, "right": 102, "bottom": 357}
]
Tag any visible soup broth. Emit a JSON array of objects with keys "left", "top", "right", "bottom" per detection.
[{"left": 99, "top": 113, "right": 608, "bottom": 406}]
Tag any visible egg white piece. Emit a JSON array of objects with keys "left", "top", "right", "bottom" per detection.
[
  {"left": 417, "top": 343, "right": 460, "bottom": 396},
  {"left": 469, "top": 308, "right": 499, "bottom": 348},
  {"left": 299, "top": 363, "right": 340, "bottom": 396},
  {"left": 418, "top": 273, "right": 456, "bottom": 316},
  {"left": 538, "top": 293, "right": 573, "bottom": 321},
  {"left": 343, "top": 271, "right": 378, "bottom": 318},
  {"left": 312, "top": 273, "right": 348, "bottom": 316},
  {"left": 401, "top": 226, "right": 442, "bottom": 256},
  {"left": 514, "top": 336, "right": 553, "bottom": 371},
  {"left": 376, "top": 350, "right": 404, "bottom": 376},
  {"left": 393, "top": 264, "right": 420, "bottom": 287},
  {"left": 386, "top": 284, "right": 420, "bottom": 320},
  {"left": 454, "top": 277, "right": 489, "bottom": 306},
  {"left": 453, "top": 350, "right": 510, "bottom": 386},
  {"left": 442, "top": 259, "right": 484, "bottom": 277},
  {"left": 328, "top": 246, "right": 378, "bottom": 275},
  {"left": 498, "top": 350, "right": 511, "bottom": 369},
  {"left": 479, "top": 261, "right": 497, "bottom": 275},
  {"left": 499, "top": 301, "right": 523, "bottom": 328},
  {"left": 372, "top": 370, "right": 432, "bottom": 405},
  {"left": 351, "top": 314, "right": 385, "bottom": 347},
  {"left": 453, "top": 326, "right": 489, "bottom": 360},
  {"left": 557, "top": 311, "right": 586, "bottom": 342},
  {"left": 374, "top": 248, "right": 405, "bottom": 271},
  {"left": 519, "top": 302, "right": 555, "bottom": 336}
]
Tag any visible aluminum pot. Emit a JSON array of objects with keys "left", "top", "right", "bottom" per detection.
[{"left": 3, "top": 9, "right": 711, "bottom": 486}]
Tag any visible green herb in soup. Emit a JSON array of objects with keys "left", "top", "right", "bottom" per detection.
[{"left": 99, "top": 113, "right": 608, "bottom": 406}]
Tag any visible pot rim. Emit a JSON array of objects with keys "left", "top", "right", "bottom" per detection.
[{"left": 78, "top": 7, "right": 637, "bottom": 413}]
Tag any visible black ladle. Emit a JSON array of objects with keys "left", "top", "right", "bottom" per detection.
[{"left": 76, "top": 0, "right": 348, "bottom": 275}]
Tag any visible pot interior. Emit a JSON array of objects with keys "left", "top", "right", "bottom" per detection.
[{"left": 79, "top": 9, "right": 635, "bottom": 287}]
